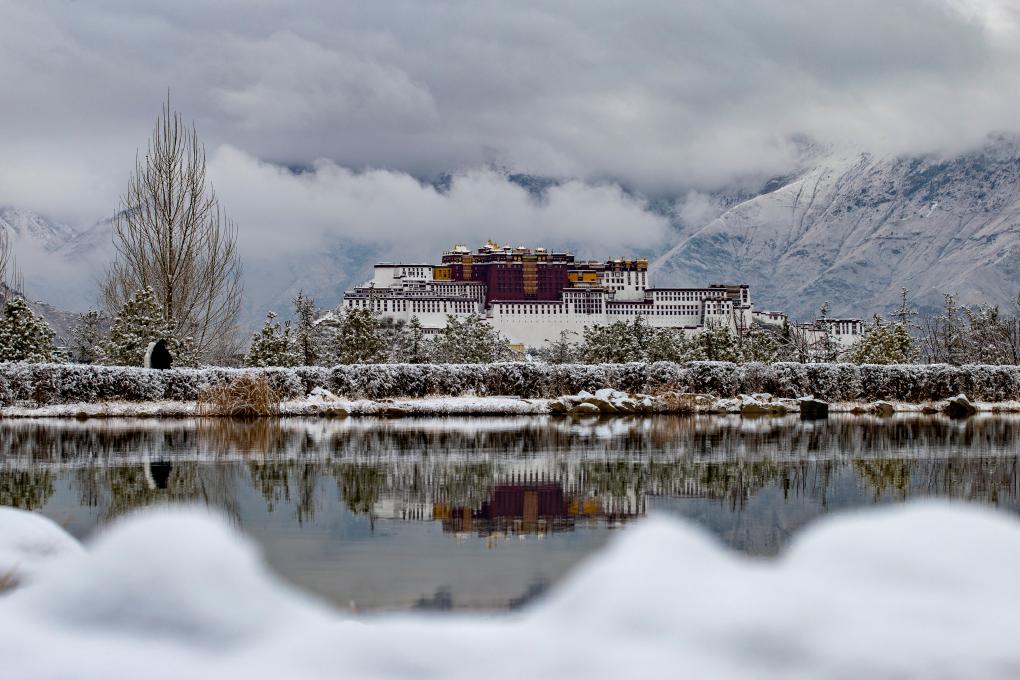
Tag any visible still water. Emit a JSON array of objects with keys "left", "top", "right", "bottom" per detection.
[{"left": 3, "top": 415, "right": 1019, "bottom": 611}]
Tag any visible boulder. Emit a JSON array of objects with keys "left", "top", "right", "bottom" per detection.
[
  {"left": 715, "top": 398, "right": 741, "bottom": 414},
  {"left": 944, "top": 394, "right": 977, "bottom": 418},
  {"left": 585, "top": 397, "right": 618, "bottom": 413},
  {"left": 872, "top": 401, "right": 895, "bottom": 417},
  {"left": 568, "top": 402, "right": 601, "bottom": 416},
  {"left": 614, "top": 398, "right": 638, "bottom": 413},
  {"left": 740, "top": 399, "right": 786, "bottom": 416},
  {"left": 798, "top": 397, "right": 829, "bottom": 419},
  {"left": 548, "top": 400, "right": 568, "bottom": 414},
  {"left": 594, "top": 388, "right": 627, "bottom": 402}
]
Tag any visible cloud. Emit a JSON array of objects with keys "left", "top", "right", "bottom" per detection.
[
  {"left": 2, "top": 0, "right": 1020, "bottom": 229},
  {"left": 208, "top": 145, "right": 670, "bottom": 263}
]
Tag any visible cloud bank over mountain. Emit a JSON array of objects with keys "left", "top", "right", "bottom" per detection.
[
  {"left": 3, "top": 0, "right": 1020, "bottom": 224},
  {"left": 4, "top": 0, "right": 1020, "bottom": 320}
]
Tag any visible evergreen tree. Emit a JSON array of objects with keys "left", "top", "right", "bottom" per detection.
[
  {"left": 102, "top": 287, "right": 198, "bottom": 367},
  {"left": 291, "top": 290, "right": 322, "bottom": 366},
  {"left": 535, "top": 329, "right": 581, "bottom": 364},
  {"left": 335, "top": 308, "right": 387, "bottom": 364},
  {"left": 645, "top": 328, "right": 706, "bottom": 362},
  {"left": 68, "top": 310, "right": 106, "bottom": 364},
  {"left": 431, "top": 314, "right": 514, "bottom": 363},
  {"left": 579, "top": 321, "right": 641, "bottom": 363},
  {"left": 849, "top": 315, "right": 916, "bottom": 364},
  {"left": 389, "top": 316, "right": 430, "bottom": 364},
  {"left": 245, "top": 311, "right": 299, "bottom": 367},
  {"left": 0, "top": 296, "right": 57, "bottom": 363},
  {"left": 739, "top": 325, "right": 780, "bottom": 364},
  {"left": 814, "top": 302, "right": 840, "bottom": 362},
  {"left": 698, "top": 323, "right": 741, "bottom": 362}
]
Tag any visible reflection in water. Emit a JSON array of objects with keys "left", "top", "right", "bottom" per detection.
[{"left": 2, "top": 415, "right": 1020, "bottom": 609}]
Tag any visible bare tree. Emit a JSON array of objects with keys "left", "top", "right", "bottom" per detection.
[{"left": 101, "top": 94, "right": 242, "bottom": 362}]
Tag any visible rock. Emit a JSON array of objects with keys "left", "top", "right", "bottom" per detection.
[
  {"left": 740, "top": 399, "right": 786, "bottom": 416},
  {"left": 595, "top": 388, "right": 626, "bottom": 402},
  {"left": 614, "top": 398, "right": 637, "bottom": 413},
  {"left": 921, "top": 403, "right": 940, "bottom": 414},
  {"left": 585, "top": 397, "right": 618, "bottom": 413},
  {"left": 715, "top": 398, "right": 741, "bottom": 414},
  {"left": 944, "top": 394, "right": 977, "bottom": 418},
  {"left": 798, "top": 397, "right": 829, "bottom": 419},
  {"left": 548, "top": 400, "right": 568, "bottom": 414},
  {"left": 750, "top": 393, "right": 773, "bottom": 402},
  {"left": 872, "top": 401, "right": 895, "bottom": 417},
  {"left": 775, "top": 398, "right": 801, "bottom": 412},
  {"left": 568, "top": 402, "right": 601, "bottom": 415},
  {"left": 576, "top": 390, "right": 595, "bottom": 400}
]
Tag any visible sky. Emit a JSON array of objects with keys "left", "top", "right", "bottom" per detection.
[{"left": 2, "top": 0, "right": 1020, "bottom": 294}]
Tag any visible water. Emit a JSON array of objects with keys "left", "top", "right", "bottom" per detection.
[{"left": 3, "top": 414, "right": 1019, "bottom": 611}]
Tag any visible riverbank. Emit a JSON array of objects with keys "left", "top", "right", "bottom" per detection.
[
  {"left": 4, "top": 360, "right": 1020, "bottom": 418},
  {"left": 3, "top": 392, "right": 1019, "bottom": 418}
]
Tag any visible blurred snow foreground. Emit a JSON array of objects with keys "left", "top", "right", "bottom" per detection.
[{"left": 2, "top": 504, "right": 1020, "bottom": 679}]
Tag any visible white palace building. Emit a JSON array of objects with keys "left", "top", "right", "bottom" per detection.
[{"left": 341, "top": 242, "right": 863, "bottom": 352}]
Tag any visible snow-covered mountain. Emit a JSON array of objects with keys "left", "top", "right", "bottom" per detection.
[{"left": 653, "top": 138, "right": 1020, "bottom": 319}]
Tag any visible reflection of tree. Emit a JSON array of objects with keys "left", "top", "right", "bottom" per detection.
[
  {"left": 248, "top": 460, "right": 319, "bottom": 524},
  {"left": 333, "top": 464, "right": 385, "bottom": 515},
  {"left": 72, "top": 463, "right": 241, "bottom": 524},
  {"left": 0, "top": 470, "right": 54, "bottom": 510},
  {"left": 854, "top": 460, "right": 913, "bottom": 502}
]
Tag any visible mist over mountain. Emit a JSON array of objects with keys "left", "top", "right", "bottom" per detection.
[{"left": 7, "top": 136, "right": 1020, "bottom": 328}]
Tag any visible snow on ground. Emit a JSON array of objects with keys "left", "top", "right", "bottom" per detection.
[
  {"left": 0, "top": 396, "right": 552, "bottom": 418},
  {"left": 2, "top": 396, "right": 1020, "bottom": 419},
  {"left": 2, "top": 502, "right": 1019, "bottom": 678},
  {"left": 0, "top": 508, "right": 84, "bottom": 588}
]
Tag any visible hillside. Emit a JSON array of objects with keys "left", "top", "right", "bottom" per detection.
[{"left": 653, "top": 139, "right": 1020, "bottom": 319}]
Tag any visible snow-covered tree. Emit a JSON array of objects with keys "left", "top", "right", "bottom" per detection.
[
  {"left": 645, "top": 328, "right": 706, "bottom": 362},
  {"left": 813, "top": 302, "right": 840, "bottom": 362},
  {"left": 431, "top": 314, "right": 514, "bottom": 363},
  {"left": 738, "top": 325, "right": 781, "bottom": 364},
  {"left": 848, "top": 315, "right": 917, "bottom": 364},
  {"left": 68, "top": 310, "right": 106, "bottom": 364},
  {"left": 334, "top": 308, "right": 387, "bottom": 364},
  {"left": 698, "top": 323, "right": 741, "bottom": 362},
  {"left": 533, "top": 329, "right": 581, "bottom": 364},
  {"left": 579, "top": 318, "right": 655, "bottom": 363},
  {"left": 388, "top": 316, "right": 430, "bottom": 364},
  {"left": 0, "top": 296, "right": 57, "bottom": 363},
  {"left": 245, "top": 311, "right": 299, "bottom": 367},
  {"left": 918, "top": 293, "right": 969, "bottom": 364},
  {"left": 102, "top": 287, "right": 198, "bottom": 367},
  {"left": 289, "top": 291, "right": 320, "bottom": 367}
]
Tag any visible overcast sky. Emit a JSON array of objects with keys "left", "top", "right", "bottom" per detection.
[{"left": 3, "top": 0, "right": 1020, "bottom": 264}]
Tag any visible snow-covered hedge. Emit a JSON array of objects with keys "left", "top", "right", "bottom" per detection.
[{"left": 3, "top": 361, "right": 1020, "bottom": 406}]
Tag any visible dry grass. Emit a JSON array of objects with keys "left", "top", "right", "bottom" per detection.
[{"left": 197, "top": 375, "right": 282, "bottom": 417}]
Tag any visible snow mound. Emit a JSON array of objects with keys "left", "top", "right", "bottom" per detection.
[
  {"left": 2, "top": 503, "right": 1020, "bottom": 678},
  {"left": 0, "top": 507, "right": 83, "bottom": 586}
]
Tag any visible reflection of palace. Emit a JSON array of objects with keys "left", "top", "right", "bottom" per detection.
[{"left": 372, "top": 471, "right": 655, "bottom": 536}]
